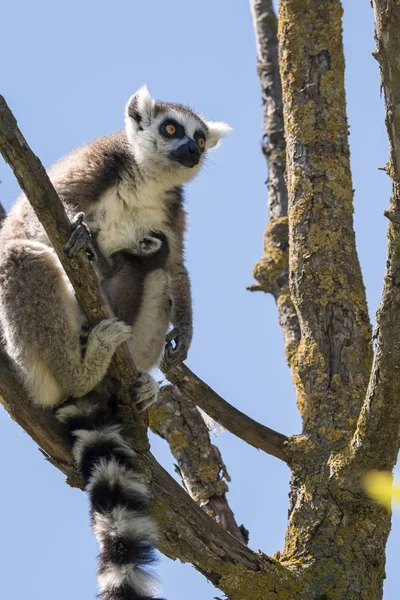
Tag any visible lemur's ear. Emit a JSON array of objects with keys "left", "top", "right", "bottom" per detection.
[
  {"left": 125, "top": 86, "right": 155, "bottom": 134},
  {"left": 206, "top": 121, "right": 232, "bottom": 149}
]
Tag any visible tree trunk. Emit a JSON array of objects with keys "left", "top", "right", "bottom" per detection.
[{"left": 277, "top": 1, "right": 393, "bottom": 598}]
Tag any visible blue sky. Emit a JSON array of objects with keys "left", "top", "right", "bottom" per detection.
[{"left": 0, "top": 1, "right": 398, "bottom": 599}]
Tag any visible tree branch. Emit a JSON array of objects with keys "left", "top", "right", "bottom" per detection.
[
  {"left": 351, "top": 0, "right": 400, "bottom": 470},
  {"left": 165, "top": 363, "right": 289, "bottom": 462},
  {"left": 150, "top": 385, "right": 248, "bottom": 544},
  {"left": 249, "top": 0, "right": 301, "bottom": 372},
  {"left": 0, "top": 97, "right": 299, "bottom": 596},
  {"left": 278, "top": 0, "right": 372, "bottom": 437}
]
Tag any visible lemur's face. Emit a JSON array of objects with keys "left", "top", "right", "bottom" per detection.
[{"left": 125, "top": 86, "right": 231, "bottom": 184}]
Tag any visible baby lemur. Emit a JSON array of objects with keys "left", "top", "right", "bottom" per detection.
[
  {"left": 98, "top": 230, "right": 170, "bottom": 328},
  {"left": 0, "top": 86, "right": 230, "bottom": 600}
]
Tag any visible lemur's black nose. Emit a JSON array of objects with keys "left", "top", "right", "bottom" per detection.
[
  {"left": 187, "top": 139, "right": 200, "bottom": 156},
  {"left": 169, "top": 139, "right": 201, "bottom": 168}
]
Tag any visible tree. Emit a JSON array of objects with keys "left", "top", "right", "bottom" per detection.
[{"left": 0, "top": 0, "right": 399, "bottom": 598}]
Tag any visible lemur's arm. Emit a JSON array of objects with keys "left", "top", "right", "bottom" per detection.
[
  {"left": 164, "top": 200, "right": 193, "bottom": 369},
  {"left": 165, "top": 262, "right": 193, "bottom": 368}
]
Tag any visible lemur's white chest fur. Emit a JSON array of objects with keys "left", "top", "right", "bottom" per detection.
[{"left": 89, "top": 174, "right": 169, "bottom": 257}]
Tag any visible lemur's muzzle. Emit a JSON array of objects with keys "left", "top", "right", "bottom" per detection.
[{"left": 168, "top": 139, "right": 200, "bottom": 168}]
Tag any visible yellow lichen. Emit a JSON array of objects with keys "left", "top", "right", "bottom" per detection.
[{"left": 197, "top": 462, "right": 220, "bottom": 484}]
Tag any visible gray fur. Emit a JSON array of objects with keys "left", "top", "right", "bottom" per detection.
[{"left": 0, "top": 86, "right": 230, "bottom": 407}]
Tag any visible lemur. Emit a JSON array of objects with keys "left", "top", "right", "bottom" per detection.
[{"left": 0, "top": 86, "right": 230, "bottom": 600}]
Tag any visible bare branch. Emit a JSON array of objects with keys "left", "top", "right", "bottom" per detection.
[
  {"left": 0, "top": 94, "right": 150, "bottom": 452},
  {"left": 351, "top": 0, "right": 400, "bottom": 470},
  {"left": 278, "top": 0, "right": 372, "bottom": 437},
  {"left": 150, "top": 385, "right": 248, "bottom": 544},
  {"left": 250, "top": 0, "right": 287, "bottom": 220},
  {"left": 249, "top": 0, "right": 301, "bottom": 371},
  {"left": 165, "top": 363, "right": 289, "bottom": 462}
]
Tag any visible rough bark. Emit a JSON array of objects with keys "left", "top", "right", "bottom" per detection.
[
  {"left": 150, "top": 385, "right": 248, "bottom": 544},
  {"left": 249, "top": 0, "right": 301, "bottom": 371},
  {"left": 279, "top": 0, "right": 372, "bottom": 434},
  {"left": 276, "top": 2, "right": 389, "bottom": 599}
]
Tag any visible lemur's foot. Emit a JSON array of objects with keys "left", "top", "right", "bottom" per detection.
[
  {"left": 131, "top": 372, "right": 159, "bottom": 412},
  {"left": 64, "top": 212, "right": 97, "bottom": 261},
  {"left": 91, "top": 318, "right": 133, "bottom": 349}
]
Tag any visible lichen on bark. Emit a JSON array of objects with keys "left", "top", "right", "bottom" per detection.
[
  {"left": 279, "top": 0, "right": 372, "bottom": 435},
  {"left": 274, "top": 2, "right": 394, "bottom": 598}
]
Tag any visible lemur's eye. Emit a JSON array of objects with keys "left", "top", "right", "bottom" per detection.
[
  {"left": 160, "top": 120, "right": 185, "bottom": 139},
  {"left": 165, "top": 123, "right": 176, "bottom": 136},
  {"left": 194, "top": 131, "right": 206, "bottom": 151}
]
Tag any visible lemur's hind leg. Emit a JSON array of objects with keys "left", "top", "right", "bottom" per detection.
[{"left": 0, "top": 240, "right": 132, "bottom": 407}]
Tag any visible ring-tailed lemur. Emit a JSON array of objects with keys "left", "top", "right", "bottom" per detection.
[{"left": 0, "top": 86, "right": 230, "bottom": 600}]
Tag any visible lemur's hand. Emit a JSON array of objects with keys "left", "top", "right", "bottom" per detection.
[
  {"left": 64, "top": 212, "right": 98, "bottom": 261},
  {"left": 163, "top": 324, "right": 191, "bottom": 370},
  {"left": 138, "top": 235, "right": 163, "bottom": 256}
]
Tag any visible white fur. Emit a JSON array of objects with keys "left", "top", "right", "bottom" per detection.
[
  {"left": 93, "top": 508, "right": 159, "bottom": 544},
  {"left": 87, "top": 458, "right": 150, "bottom": 498},
  {"left": 206, "top": 121, "right": 232, "bottom": 149},
  {"left": 24, "top": 356, "right": 64, "bottom": 408},
  {"left": 98, "top": 564, "right": 160, "bottom": 597},
  {"left": 125, "top": 85, "right": 155, "bottom": 136},
  {"left": 88, "top": 175, "right": 170, "bottom": 258},
  {"left": 55, "top": 401, "right": 99, "bottom": 423}
]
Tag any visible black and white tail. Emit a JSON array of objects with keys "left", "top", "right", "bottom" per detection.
[{"left": 55, "top": 394, "right": 162, "bottom": 600}]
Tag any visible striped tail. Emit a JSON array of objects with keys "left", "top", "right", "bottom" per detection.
[{"left": 55, "top": 397, "right": 162, "bottom": 600}]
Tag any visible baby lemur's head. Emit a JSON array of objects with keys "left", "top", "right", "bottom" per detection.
[{"left": 125, "top": 86, "right": 231, "bottom": 184}]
